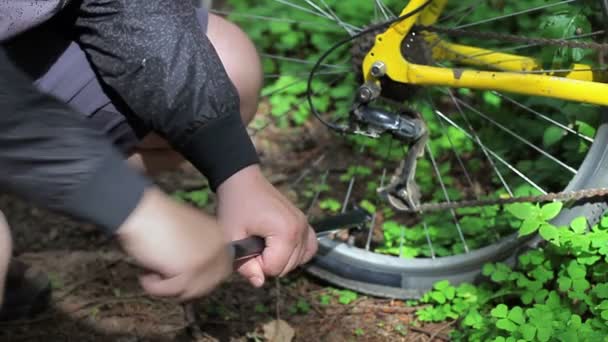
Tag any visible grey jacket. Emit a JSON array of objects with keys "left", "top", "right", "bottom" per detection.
[
  {"left": 0, "top": 1, "right": 70, "bottom": 41},
  {"left": 0, "top": 0, "right": 259, "bottom": 233}
]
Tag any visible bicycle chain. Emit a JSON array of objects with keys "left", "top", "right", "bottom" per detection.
[
  {"left": 392, "top": 25, "right": 608, "bottom": 213},
  {"left": 402, "top": 188, "right": 608, "bottom": 213}
]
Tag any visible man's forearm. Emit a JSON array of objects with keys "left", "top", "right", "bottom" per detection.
[
  {"left": 75, "top": 0, "right": 259, "bottom": 190},
  {"left": 0, "top": 48, "right": 151, "bottom": 233}
]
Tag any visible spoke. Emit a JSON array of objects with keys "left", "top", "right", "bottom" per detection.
[
  {"left": 315, "top": 0, "right": 359, "bottom": 35},
  {"left": 434, "top": 109, "right": 547, "bottom": 194},
  {"left": 365, "top": 169, "right": 387, "bottom": 251},
  {"left": 264, "top": 70, "right": 349, "bottom": 79},
  {"left": 210, "top": 9, "right": 342, "bottom": 28},
  {"left": 455, "top": 0, "right": 576, "bottom": 29},
  {"left": 425, "top": 144, "right": 470, "bottom": 253},
  {"left": 446, "top": 90, "right": 513, "bottom": 197},
  {"left": 374, "top": 0, "right": 393, "bottom": 20},
  {"left": 273, "top": 0, "right": 334, "bottom": 20},
  {"left": 399, "top": 218, "right": 406, "bottom": 258},
  {"left": 261, "top": 79, "right": 304, "bottom": 97},
  {"left": 262, "top": 53, "right": 349, "bottom": 69},
  {"left": 292, "top": 153, "right": 327, "bottom": 187},
  {"left": 422, "top": 220, "right": 436, "bottom": 259},
  {"left": 307, "top": 170, "right": 330, "bottom": 216},
  {"left": 438, "top": 4, "right": 475, "bottom": 24},
  {"left": 341, "top": 145, "right": 366, "bottom": 213},
  {"left": 425, "top": 94, "right": 476, "bottom": 195},
  {"left": 272, "top": 0, "right": 361, "bottom": 33},
  {"left": 493, "top": 92, "right": 594, "bottom": 143},
  {"left": 450, "top": 95, "right": 577, "bottom": 174}
]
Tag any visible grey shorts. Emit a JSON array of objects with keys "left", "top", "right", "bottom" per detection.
[{"left": 6, "top": 6, "right": 210, "bottom": 154}]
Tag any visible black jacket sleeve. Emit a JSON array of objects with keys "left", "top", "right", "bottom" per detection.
[
  {"left": 74, "top": 0, "right": 259, "bottom": 191},
  {"left": 0, "top": 47, "right": 151, "bottom": 234}
]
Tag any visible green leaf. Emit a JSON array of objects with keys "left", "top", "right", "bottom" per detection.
[
  {"left": 359, "top": 200, "right": 376, "bottom": 215},
  {"left": 541, "top": 202, "right": 563, "bottom": 220},
  {"left": 539, "top": 224, "right": 560, "bottom": 244},
  {"left": 254, "top": 303, "right": 269, "bottom": 313},
  {"left": 444, "top": 286, "right": 456, "bottom": 300},
  {"left": 337, "top": 290, "right": 358, "bottom": 305},
  {"left": 558, "top": 277, "right": 572, "bottom": 291},
  {"left": 543, "top": 126, "right": 565, "bottom": 148},
  {"left": 319, "top": 294, "right": 331, "bottom": 306},
  {"left": 601, "top": 310, "right": 608, "bottom": 320},
  {"left": 597, "top": 300, "right": 608, "bottom": 310},
  {"left": 593, "top": 283, "right": 608, "bottom": 299},
  {"left": 567, "top": 262, "right": 586, "bottom": 279},
  {"left": 537, "top": 325, "right": 552, "bottom": 342},
  {"left": 430, "top": 292, "right": 446, "bottom": 304},
  {"left": 506, "top": 203, "right": 537, "bottom": 220},
  {"left": 519, "top": 218, "right": 542, "bottom": 236},
  {"left": 520, "top": 323, "right": 537, "bottom": 340},
  {"left": 572, "top": 278, "right": 590, "bottom": 294},
  {"left": 482, "top": 263, "right": 495, "bottom": 276},
  {"left": 319, "top": 198, "right": 342, "bottom": 213},
  {"left": 571, "top": 217, "right": 588, "bottom": 234},
  {"left": 508, "top": 306, "right": 525, "bottom": 325},
  {"left": 483, "top": 91, "right": 502, "bottom": 108},
  {"left": 496, "top": 318, "right": 518, "bottom": 332},
  {"left": 296, "top": 298, "right": 311, "bottom": 314},
  {"left": 434, "top": 280, "right": 450, "bottom": 291},
  {"left": 462, "top": 309, "right": 483, "bottom": 329},
  {"left": 601, "top": 215, "right": 608, "bottom": 228},
  {"left": 491, "top": 304, "right": 508, "bottom": 318}
]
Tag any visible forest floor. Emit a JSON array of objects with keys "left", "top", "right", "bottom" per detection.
[{"left": 0, "top": 111, "right": 453, "bottom": 341}]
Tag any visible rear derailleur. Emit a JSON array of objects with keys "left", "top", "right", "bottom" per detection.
[{"left": 348, "top": 82, "right": 428, "bottom": 212}]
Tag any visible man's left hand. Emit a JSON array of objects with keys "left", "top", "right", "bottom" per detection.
[{"left": 216, "top": 165, "right": 318, "bottom": 288}]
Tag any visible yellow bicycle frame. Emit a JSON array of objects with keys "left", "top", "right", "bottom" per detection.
[{"left": 362, "top": 0, "right": 608, "bottom": 106}]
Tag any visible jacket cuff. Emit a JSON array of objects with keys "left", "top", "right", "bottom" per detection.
[
  {"left": 180, "top": 113, "right": 260, "bottom": 191},
  {"left": 64, "top": 151, "right": 153, "bottom": 234}
]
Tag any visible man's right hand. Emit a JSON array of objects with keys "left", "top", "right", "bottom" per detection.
[{"left": 115, "top": 188, "right": 233, "bottom": 301}]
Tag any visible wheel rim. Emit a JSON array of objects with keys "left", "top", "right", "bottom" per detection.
[{"left": 216, "top": 0, "right": 608, "bottom": 297}]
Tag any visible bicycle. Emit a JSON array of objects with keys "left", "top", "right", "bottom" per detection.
[{"left": 220, "top": 0, "right": 608, "bottom": 298}]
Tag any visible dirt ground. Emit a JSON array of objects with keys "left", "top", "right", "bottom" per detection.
[{"left": 0, "top": 115, "right": 453, "bottom": 341}]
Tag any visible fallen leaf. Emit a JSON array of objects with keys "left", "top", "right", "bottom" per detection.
[{"left": 263, "top": 319, "right": 295, "bottom": 342}]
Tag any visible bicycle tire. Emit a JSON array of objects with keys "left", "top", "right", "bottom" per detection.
[{"left": 301, "top": 1, "right": 608, "bottom": 299}]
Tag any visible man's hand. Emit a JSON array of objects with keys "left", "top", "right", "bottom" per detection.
[
  {"left": 216, "top": 165, "right": 318, "bottom": 288},
  {"left": 116, "top": 188, "right": 233, "bottom": 301}
]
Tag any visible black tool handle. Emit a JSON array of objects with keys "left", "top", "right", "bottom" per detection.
[
  {"left": 229, "top": 208, "right": 371, "bottom": 261},
  {"left": 232, "top": 236, "right": 265, "bottom": 261}
]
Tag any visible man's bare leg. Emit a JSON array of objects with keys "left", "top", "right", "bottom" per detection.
[
  {"left": 127, "top": 13, "right": 263, "bottom": 174},
  {"left": 0, "top": 212, "right": 11, "bottom": 308}
]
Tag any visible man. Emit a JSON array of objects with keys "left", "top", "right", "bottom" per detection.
[{"left": 0, "top": 0, "right": 317, "bottom": 320}]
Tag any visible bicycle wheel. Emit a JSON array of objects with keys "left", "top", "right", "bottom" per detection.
[{"left": 216, "top": 0, "right": 608, "bottom": 298}]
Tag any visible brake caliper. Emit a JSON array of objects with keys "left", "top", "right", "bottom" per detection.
[{"left": 350, "top": 102, "right": 428, "bottom": 211}]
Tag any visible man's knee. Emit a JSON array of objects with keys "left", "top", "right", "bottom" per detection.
[
  {"left": 207, "top": 13, "right": 263, "bottom": 125},
  {"left": 0, "top": 211, "right": 12, "bottom": 308}
]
